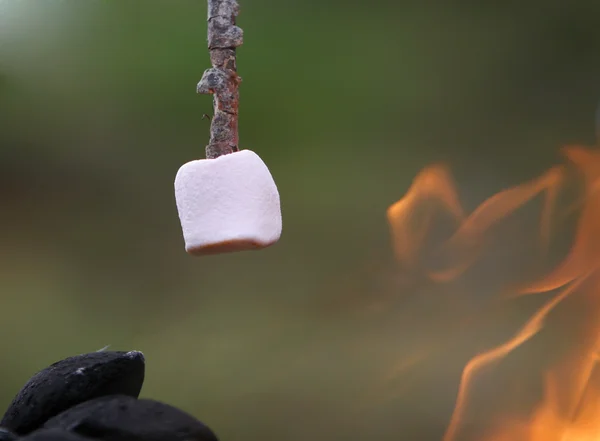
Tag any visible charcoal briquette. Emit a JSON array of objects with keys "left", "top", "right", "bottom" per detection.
[
  {"left": 44, "top": 395, "right": 218, "bottom": 441},
  {"left": 1, "top": 351, "right": 145, "bottom": 435}
]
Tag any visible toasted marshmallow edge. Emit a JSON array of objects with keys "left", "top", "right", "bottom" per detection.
[{"left": 174, "top": 149, "right": 282, "bottom": 256}]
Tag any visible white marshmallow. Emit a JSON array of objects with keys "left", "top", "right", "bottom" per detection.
[{"left": 174, "top": 149, "right": 282, "bottom": 255}]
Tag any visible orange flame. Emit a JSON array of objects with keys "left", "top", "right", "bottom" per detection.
[{"left": 387, "top": 146, "right": 600, "bottom": 441}]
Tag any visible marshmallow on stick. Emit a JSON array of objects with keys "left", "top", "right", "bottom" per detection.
[{"left": 174, "top": 0, "right": 282, "bottom": 256}]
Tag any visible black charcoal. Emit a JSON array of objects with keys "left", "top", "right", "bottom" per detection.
[
  {"left": 1, "top": 351, "right": 145, "bottom": 434},
  {"left": 44, "top": 395, "right": 218, "bottom": 441}
]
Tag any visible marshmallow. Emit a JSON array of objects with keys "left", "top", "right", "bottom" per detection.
[{"left": 174, "top": 149, "right": 282, "bottom": 255}]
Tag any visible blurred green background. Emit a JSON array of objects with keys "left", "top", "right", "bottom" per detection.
[{"left": 1, "top": 1, "right": 600, "bottom": 440}]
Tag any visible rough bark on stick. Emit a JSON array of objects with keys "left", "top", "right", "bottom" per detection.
[{"left": 197, "top": 0, "right": 243, "bottom": 159}]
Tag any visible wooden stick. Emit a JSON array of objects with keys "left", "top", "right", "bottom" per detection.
[{"left": 196, "top": 0, "right": 243, "bottom": 159}]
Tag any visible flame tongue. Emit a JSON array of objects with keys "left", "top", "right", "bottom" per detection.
[{"left": 387, "top": 146, "right": 600, "bottom": 441}]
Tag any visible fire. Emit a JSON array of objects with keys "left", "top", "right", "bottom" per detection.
[{"left": 387, "top": 146, "right": 600, "bottom": 441}]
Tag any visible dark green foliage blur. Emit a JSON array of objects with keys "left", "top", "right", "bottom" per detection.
[{"left": 1, "top": 1, "right": 599, "bottom": 440}]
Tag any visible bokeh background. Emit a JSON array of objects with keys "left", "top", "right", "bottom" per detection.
[{"left": 1, "top": 1, "right": 600, "bottom": 440}]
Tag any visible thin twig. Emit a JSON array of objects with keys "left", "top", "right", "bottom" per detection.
[{"left": 197, "top": 0, "right": 243, "bottom": 159}]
